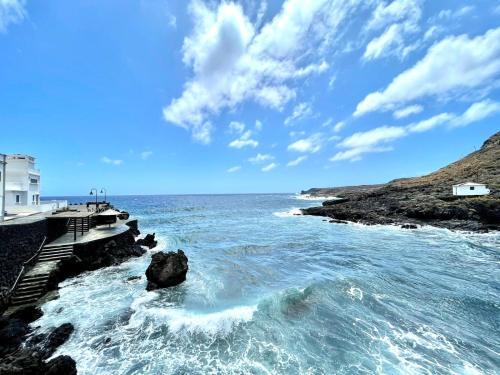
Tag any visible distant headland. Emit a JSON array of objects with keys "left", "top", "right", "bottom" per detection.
[{"left": 301, "top": 131, "right": 500, "bottom": 232}]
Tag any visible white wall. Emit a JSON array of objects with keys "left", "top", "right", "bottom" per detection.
[
  {"left": 453, "top": 185, "right": 490, "bottom": 196},
  {"left": 0, "top": 154, "right": 5, "bottom": 221},
  {"left": 5, "top": 155, "right": 40, "bottom": 208}
]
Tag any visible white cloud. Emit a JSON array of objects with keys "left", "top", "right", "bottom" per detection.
[
  {"left": 363, "top": 23, "right": 403, "bottom": 61},
  {"left": 101, "top": 156, "right": 123, "bottom": 166},
  {"left": 328, "top": 74, "right": 336, "bottom": 89},
  {"left": 393, "top": 104, "right": 423, "bottom": 119},
  {"left": 163, "top": 0, "right": 359, "bottom": 137},
  {"left": 366, "top": 0, "right": 422, "bottom": 32},
  {"left": 0, "top": 0, "right": 26, "bottom": 33},
  {"left": 333, "top": 121, "right": 346, "bottom": 132},
  {"left": 229, "top": 121, "right": 245, "bottom": 134},
  {"left": 248, "top": 153, "right": 274, "bottom": 164},
  {"left": 284, "top": 102, "right": 313, "bottom": 126},
  {"left": 362, "top": 0, "right": 422, "bottom": 61},
  {"left": 289, "top": 130, "right": 306, "bottom": 138},
  {"left": 355, "top": 27, "right": 500, "bottom": 117},
  {"left": 287, "top": 155, "right": 308, "bottom": 167},
  {"left": 228, "top": 130, "right": 258, "bottom": 149},
  {"left": 168, "top": 14, "right": 177, "bottom": 28},
  {"left": 338, "top": 126, "right": 406, "bottom": 149},
  {"left": 450, "top": 99, "right": 500, "bottom": 128},
  {"left": 321, "top": 118, "right": 333, "bottom": 127},
  {"left": 254, "top": 120, "right": 263, "bottom": 131},
  {"left": 261, "top": 162, "right": 278, "bottom": 172},
  {"left": 437, "top": 6, "right": 474, "bottom": 20},
  {"left": 192, "top": 122, "right": 214, "bottom": 144},
  {"left": 287, "top": 133, "right": 323, "bottom": 153},
  {"left": 334, "top": 99, "right": 500, "bottom": 162},
  {"left": 330, "top": 146, "right": 393, "bottom": 162},
  {"left": 227, "top": 165, "right": 241, "bottom": 173},
  {"left": 140, "top": 151, "right": 153, "bottom": 160},
  {"left": 407, "top": 112, "right": 454, "bottom": 133}
]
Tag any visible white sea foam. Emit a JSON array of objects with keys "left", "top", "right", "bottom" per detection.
[
  {"left": 273, "top": 208, "right": 303, "bottom": 217},
  {"left": 293, "top": 194, "right": 339, "bottom": 201},
  {"left": 129, "top": 292, "right": 256, "bottom": 336}
]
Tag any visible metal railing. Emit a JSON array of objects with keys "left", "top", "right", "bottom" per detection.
[{"left": 9, "top": 236, "right": 47, "bottom": 295}]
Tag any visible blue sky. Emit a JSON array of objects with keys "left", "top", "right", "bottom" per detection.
[{"left": 0, "top": 0, "right": 499, "bottom": 196}]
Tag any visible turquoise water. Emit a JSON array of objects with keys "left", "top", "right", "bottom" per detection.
[{"left": 36, "top": 194, "right": 500, "bottom": 374}]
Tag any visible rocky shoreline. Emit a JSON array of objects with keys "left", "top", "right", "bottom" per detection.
[
  {"left": 0, "top": 219, "right": 159, "bottom": 374},
  {"left": 301, "top": 131, "right": 500, "bottom": 233}
]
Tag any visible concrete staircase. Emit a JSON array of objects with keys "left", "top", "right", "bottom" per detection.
[
  {"left": 37, "top": 243, "right": 74, "bottom": 263},
  {"left": 9, "top": 243, "right": 74, "bottom": 307}
]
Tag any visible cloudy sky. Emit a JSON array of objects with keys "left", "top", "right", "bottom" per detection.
[{"left": 1, "top": 0, "right": 499, "bottom": 195}]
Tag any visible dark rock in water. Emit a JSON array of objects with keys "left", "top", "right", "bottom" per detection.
[
  {"left": 125, "top": 219, "right": 140, "bottom": 236},
  {"left": 42, "top": 323, "right": 74, "bottom": 359},
  {"left": 0, "top": 305, "right": 42, "bottom": 356},
  {"left": 26, "top": 323, "right": 74, "bottom": 360},
  {"left": 0, "top": 316, "right": 31, "bottom": 357},
  {"left": 401, "top": 224, "right": 418, "bottom": 229},
  {"left": 136, "top": 233, "right": 158, "bottom": 249},
  {"left": 118, "top": 211, "right": 130, "bottom": 220},
  {"left": 0, "top": 349, "right": 45, "bottom": 375},
  {"left": 126, "top": 276, "right": 141, "bottom": 282},
  {"left": 44, "top": 355, "right": 77, "bottom": 375},
  {"left": 329, "top": 219, "right": 348, "bottom": 224},
  {"left": 145, "top": 250, "right": 188, "bottom": 291},
  {"left": 9, "top": 306, "right": 43, "bottom": 324}
]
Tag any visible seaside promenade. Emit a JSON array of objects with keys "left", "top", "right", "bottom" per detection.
[{"left": 1, "top": 204, "right": 133, "bottom": 311}]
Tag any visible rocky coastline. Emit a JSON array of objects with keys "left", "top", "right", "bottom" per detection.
[
  {"left": 0, "top": 218, "right": 159, "bottom": 374},
  {"left": 301, "top": 131, "right": 500, "bottom": 232}
]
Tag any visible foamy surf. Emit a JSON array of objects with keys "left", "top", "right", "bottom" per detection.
[
  {"left": 293, "top": 194, "right": 339, "bottom": 201},
  {"left": 129, "top": 292, "right": 256, "bottom": 336}
]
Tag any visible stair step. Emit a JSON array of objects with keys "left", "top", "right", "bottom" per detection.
[
  {"left": 38, "top": 256, "right": 71, "bottom": 261},
  {"left": 40, "top": 250, "right": 73, "bottom": 256},
  {"left": 17, "top": 282, "right": 47, "bottom": 290},
  {"left": 22, "top": 275, "right": 49, "bottom": 282},
  {"left": 15, "top": 289, "right": 44, "bottom": 297},
  {"left": 11, "top": 294, "right": 41, "bottom": 302},
  {"left": 43, "top": 245, "right": 73, "bottom": 250},
  {"left": 38, "top": 257, "right": 70, "bottom": 263}
]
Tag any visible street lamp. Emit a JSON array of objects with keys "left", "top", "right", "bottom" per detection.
[
  {"left": 89, "top": 188, "right": 98, "bottom": 211},
  {"left": 100, "top": 188, "right": 107, "bottom": 203}
]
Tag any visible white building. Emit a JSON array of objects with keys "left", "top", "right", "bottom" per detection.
[
  {"left": 3, "top": 154, "right": 67, "bottom": 217},
  {"left": 0, "top": 154, "right": 6, "bottom": 221},
  {"left": 5, "top": 154, "right": 41, "bottom": 209},
  {"left": 452, "top": 182, "right": 490, "bottom": 196}
]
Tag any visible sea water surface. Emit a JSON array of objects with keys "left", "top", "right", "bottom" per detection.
[{"left": 36, "top": 194, "right": 500, "bottom": 374}]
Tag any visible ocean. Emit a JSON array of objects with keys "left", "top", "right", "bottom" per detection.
[{"left": 36, "top": 194, "right": 500, "bottom": 374}]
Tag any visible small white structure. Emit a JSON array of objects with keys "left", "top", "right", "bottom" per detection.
[
  {"left": 3, "top": 154, "right": 67, "bottom": 217},
  {"left": 0, "top": 153, "right": 6, "bottom": 221},
  {"left": 452, "top": 182, "right": 490, "bottom": 196}
]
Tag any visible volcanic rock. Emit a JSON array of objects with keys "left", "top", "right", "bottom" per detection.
[{"left": 145, "top": 250, "right": 188, "bottom": 291}]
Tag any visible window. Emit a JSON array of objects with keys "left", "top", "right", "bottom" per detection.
[
  {"left": 470, "top": 186, "right": 475, "bottom": 191},
  {"left": 16, "top": 195, "right": 20, "bottom": 203},
  {"left": 0, "top": 171, "right": 2, "bottom": 182},
  {"left": 30, "top": 178, "right": 38, "bottom": 184}
]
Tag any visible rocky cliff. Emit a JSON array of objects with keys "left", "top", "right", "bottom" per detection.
[{"left": 301, "top": 131, "right": 500, "bottom": 232}]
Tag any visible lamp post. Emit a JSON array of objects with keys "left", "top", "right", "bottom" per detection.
[
  {"left": 89, "top": 188, "right": 98, "bottom": 211},
  {"left": 100, "top": 188, "right": 107, "bottom": 203}
]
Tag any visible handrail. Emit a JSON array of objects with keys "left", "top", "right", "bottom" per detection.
[{"left": 9, "top": 236, "right": 47, "bottom": 294}]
